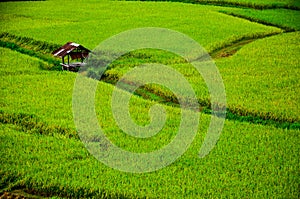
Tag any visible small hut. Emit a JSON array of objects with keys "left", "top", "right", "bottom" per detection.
[{"left": 52, "top": 42, "right": 91, "bottom": 72}]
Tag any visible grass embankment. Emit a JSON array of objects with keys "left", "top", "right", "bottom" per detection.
[
  {"left": 220, "top": 8, "right": 300, "bottom": 32},
  {"left": 0, "top": 48, "right": 299, "bottom": 198},
  {"left": 196, "top": 0, "right": 300, "bottom": 10},
  {"left": 210, "top": 8, "right": 300, "bottom": 57},
  {"left": 137, "top": 0, "right": 300, "bottom": 10},
  {"left": 0, "top": 32, "right": 60, "bottom": 71}
]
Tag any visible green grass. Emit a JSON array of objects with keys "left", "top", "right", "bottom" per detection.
[
  {"left": 0, "top": 0, "right": 294, "bottom": 123},
  {"left": 220, "top": 8, "right": 300, "bottom": 31},
  {"left": 0, "top": 47, "right": 47, "bottom": 75},
  {"left": 0, "top": 0, "right": 299, "bottom": 198},
  {"left": 1, "top": 120, "right": 299, "bottom": 198},
  {"left": 96, "top": 31, "right": 300, "bottom": 123},
  {"left": 198, "top": 0, "right": 300, "bottom": 8},
  {"left": 130, "top": 0, "right": 300, "bottom": 9},
  {"left": 0, "top": 0, "right": 281, "bottom": 52},
  {"left": 0, "top": 40, "right": 60, "bottom": 71},
  {"left": 0, "top": 47, "right": 183, "bottom": 152},
  {"left": 217, "top": 32, "right": 300, "bottom": 122},
  {"left": 0, "top": 40, "right": 299, "bottom": 198}
]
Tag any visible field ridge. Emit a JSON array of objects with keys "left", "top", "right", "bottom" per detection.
[
  {"left": 0, "top": 110, "right": 78, "bottom": 139},
  {"left": 1, "top": 33, "right": 299, "bottom": 130},
  {"left": 0, "top": 166, "right": 130, "bottom": 199},
  {"left": 209, "top": 31, "right": 282, "bottom": 59},
  {"left": 219, "top": 11, "right": 298, "bottom": 32},
  {"left": 0, "top": 32, "right": 60, "bottom": 71},
  {"left": 194, "top": 0, "right": 300, "bottom": 10},
  {"left": 128, "top": 0, "right": 300, "bottom": 10}
]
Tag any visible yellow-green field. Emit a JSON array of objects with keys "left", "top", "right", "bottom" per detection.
[{"left": 0, "top": 0, "right": 299, "bottom": 198}]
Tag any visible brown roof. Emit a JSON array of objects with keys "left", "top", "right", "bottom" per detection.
[{"left": 52, "top": 42, "right": 91, "bottom": 58}]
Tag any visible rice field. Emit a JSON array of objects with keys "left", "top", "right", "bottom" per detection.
[{"left": 0, "top": 0, "right": 299, "bottom": 198}]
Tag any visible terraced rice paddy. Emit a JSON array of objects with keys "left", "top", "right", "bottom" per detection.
[{"left": 0, "top": 0, "right": 299, "bottom": 198}]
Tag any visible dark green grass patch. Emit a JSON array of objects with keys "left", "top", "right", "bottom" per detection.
[
  {"left": 127, "top": 0, "right": 300, "bottom": 10},
  {"left": 0, "top": 32, "right": 59, "bottom": 55},
  {"left": 220, "top": 8, "right": 300, "bottom": 31},
  {"left": 195, "top": 0, "right": 300, "bottom": 10},
  {"left": 0, "top": 110, "right": 77, "bottom": 139},
  {"left": 0, "top": 33, "right": 61, "bottom": 71},
  {"left": 0, "top": 47, "right": 48, "bottom": 75}
]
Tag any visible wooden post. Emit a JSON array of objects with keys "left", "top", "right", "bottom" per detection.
[
  {"left": 62, "top": 56, "right": 64, "bottom": 64},
  {"left": 68, "top": 54, "right": 70, "bottom": 65}
]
